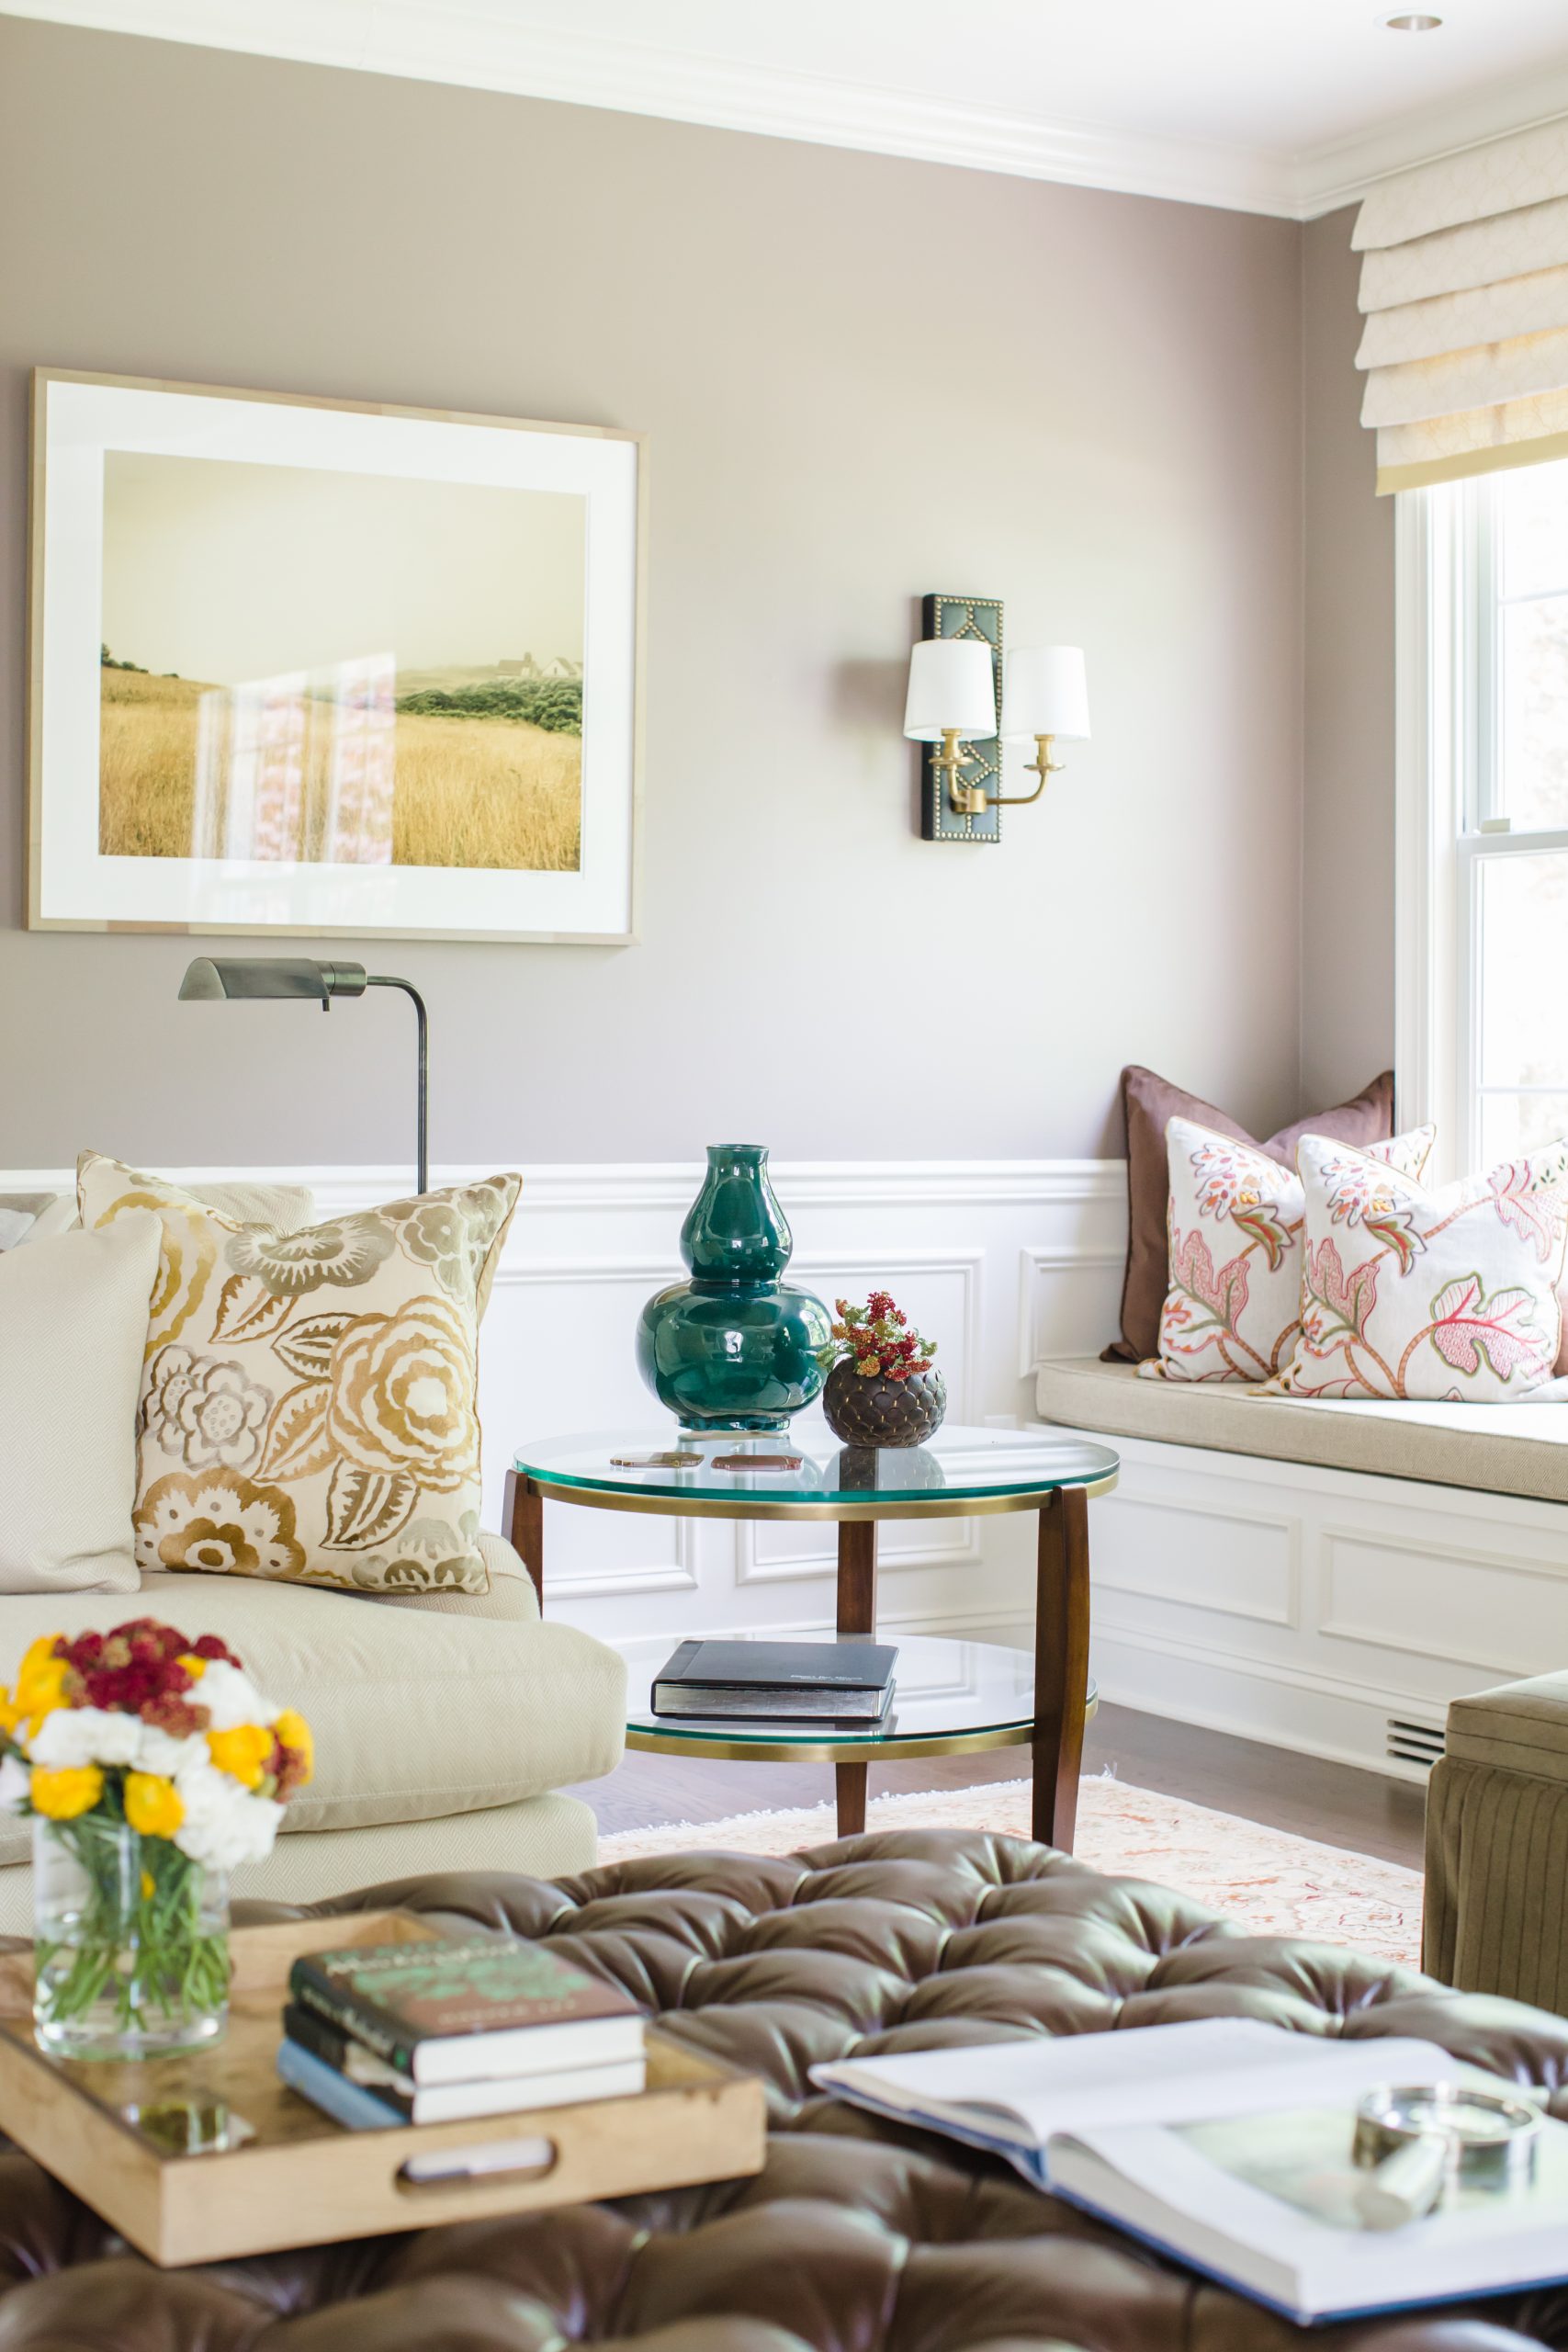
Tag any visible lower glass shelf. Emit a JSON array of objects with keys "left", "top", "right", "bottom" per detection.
[{"left": 619, "top": 1631, "right": 1097, "bottom": 1762}]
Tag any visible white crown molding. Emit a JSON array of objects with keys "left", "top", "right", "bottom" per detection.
[
  {"left": 12, "top": 1, "right": 1568, "bottom": 224},
  {"left": 0, "top": 0, "right": 1294, "bottom": 212},
  {"left": 9, "top": 0, "right": 1567, "bottom": 223}
]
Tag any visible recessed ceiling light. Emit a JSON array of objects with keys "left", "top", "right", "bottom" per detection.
[{"left": 1381, "top": 11, "right": 1443, "bottom": 28}]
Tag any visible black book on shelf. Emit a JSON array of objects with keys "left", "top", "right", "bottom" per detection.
[{"left": 651, "top": 1639, "right": 897, "bottom": 1723}]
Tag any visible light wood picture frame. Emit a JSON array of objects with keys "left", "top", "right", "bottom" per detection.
[{"left": 28, "top": 370, "right": 646, "bottom": 944}]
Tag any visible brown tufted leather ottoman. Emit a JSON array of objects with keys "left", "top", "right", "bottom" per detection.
[{"left": 7, "top": 1829, "right": 1568, "bottom": 2349}]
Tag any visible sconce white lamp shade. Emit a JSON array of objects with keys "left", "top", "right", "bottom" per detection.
[
  {"left": 1001, "top": 645, "right": 1090, "bottom": 741},
  {"left": 903, "top": 638, "right": 998, "bottom": 741}
]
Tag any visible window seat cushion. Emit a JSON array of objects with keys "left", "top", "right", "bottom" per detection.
[{"left": 1034, "top": 1353, "right": 1568, "bottom": 1505}]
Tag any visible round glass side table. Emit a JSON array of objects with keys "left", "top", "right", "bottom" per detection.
[{"left": 505, "top": 1424, "right": 1119, "bottom": 1848}]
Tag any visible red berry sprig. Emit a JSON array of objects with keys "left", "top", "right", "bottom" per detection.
[{"left": 819, "top": 1292, "right": 937, "bottom": 1382}]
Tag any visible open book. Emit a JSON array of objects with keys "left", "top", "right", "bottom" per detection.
[{"left": 813, "top": 2019, "right": 1568, "bottom": 2324}]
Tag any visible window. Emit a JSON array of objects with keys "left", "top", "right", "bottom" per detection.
[{"left": 1400, "top": 459, "right": 1568, "bottom": 1173}]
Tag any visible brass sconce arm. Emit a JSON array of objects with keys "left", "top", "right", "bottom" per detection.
[
  {"left": 948, "top": 732, "right": 1065, "bottom": 817},
  {"left": 933, "top": 728, "right": 983, "bottom": 814}
]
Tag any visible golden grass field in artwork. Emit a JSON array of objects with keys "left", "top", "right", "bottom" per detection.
[{"left": 97, "top": 669, "right": 581, "bottom": 871}]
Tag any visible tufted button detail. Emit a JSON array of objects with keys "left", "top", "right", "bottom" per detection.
[{"left": 0, "top": 1832, "right": 1563, "bottom": 2348}]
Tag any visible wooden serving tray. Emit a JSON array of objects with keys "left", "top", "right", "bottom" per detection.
[{"left": 0, "top": 1910, "right": 765, "bottom": 2267}]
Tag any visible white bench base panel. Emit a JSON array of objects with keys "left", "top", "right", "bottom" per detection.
[{"left": 1037, "top": 1422, "right": 1568, "bottom": 1784}]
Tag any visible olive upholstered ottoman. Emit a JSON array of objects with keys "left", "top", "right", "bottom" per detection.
[
  {"left": 6, "top": 1831, "right": 1568, "bottom": 2349},
  {"left": 1426, "top": 1670, "right": 1568, "bottom": 2012}
]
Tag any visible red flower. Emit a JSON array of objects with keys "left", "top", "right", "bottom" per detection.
[
  {"left": 46, "top": 1619, "right": 246, "bottom": 1721},
  {"left": 141, "top": 1695, "right": 209, "bottom": 1739},
  {"left": 271, "top": 1733, "right": 310, "bottom": 1801}
]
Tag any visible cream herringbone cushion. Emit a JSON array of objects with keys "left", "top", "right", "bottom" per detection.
[
  {"left": 0, "top": 1214, "right": 163, "bottom": 1594},
  {"left": 77, "top": 1155, "right": 520, "bottom": 1598},
  {"left": 0, "top": 1565, "right": 625, "bottom": 1864}
]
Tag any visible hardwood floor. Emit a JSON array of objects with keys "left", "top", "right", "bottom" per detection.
[{"left": 568, "top": 1699, "right": 1428, "bottom": 1871}]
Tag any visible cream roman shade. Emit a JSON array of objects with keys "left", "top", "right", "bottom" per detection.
[{"left": 1356, "top": 118, "right": 1568, "bottom": 494}]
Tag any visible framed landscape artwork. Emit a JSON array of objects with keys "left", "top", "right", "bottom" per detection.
[{"left": 28, "top": 371, "right": 644, "bottom": 941}]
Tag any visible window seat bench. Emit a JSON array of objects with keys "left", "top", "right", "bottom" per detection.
[
  {"left": 1034, "top": 1355, "right": 1568, "bottom": 1507},
  {"left": 1031, "top": 1355, "right": 1568, "bottom": 1781}
]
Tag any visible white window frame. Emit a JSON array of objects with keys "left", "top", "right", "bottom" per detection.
[{"left": 1395, "top": 471, "right": 1568, "bottom": 1178}]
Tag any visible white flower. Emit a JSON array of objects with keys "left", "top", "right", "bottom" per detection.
[
  {"left": 134, "top": 1722, "right": 193, "bottom": 1777},
  {"left": 171, "top": 1747, "right": 283, "bottom": 1871},
  {"left": 28, "top": 1705, "right": 143, "bottom": 1770},
  {"left": 0, "top": 1756, "right": 29, "bottom": 1814},
  {"left": 196, "top": 1660, "right": 279, "bottom": 1734}
]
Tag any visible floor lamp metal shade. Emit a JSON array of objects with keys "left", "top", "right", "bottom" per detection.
[{"left": 177, "top": 956, "right": 430, "bottom": 1193}]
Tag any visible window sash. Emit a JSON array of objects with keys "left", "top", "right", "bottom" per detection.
[{"left": 1397, "top": 469, "right": 1568, "bottom": 1175}]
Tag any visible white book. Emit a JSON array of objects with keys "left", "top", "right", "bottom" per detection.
[
  {"left": 813, "top": 2019, "right": 1568, "bottom": 2324},
  {"left": 391, "top": 2055, "right": 647, "bottom": 2127}
]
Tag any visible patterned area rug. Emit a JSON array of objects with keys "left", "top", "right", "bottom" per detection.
[{"left": 597, "top": 1774, "right": 1425, "bottom": 1967}]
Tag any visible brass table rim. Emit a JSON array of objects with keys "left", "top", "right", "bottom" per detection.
[
  {"left": 626, "top": 1686, "right": 1100, "bottom": 1765},
  {"left": 521, "top": 1468, "right": 1119, "bottom": 1521}
]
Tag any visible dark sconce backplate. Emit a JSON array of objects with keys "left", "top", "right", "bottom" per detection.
[{"left": 919, "top": 592, "right": 1003, "bottom": 844}]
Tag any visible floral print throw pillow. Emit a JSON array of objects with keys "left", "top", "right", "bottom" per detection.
[
  {"left": 1143, "top": 1117, "right": 1436, "bottom": 1385},
  {"left": 1259, "top": 1134, "right": 1568, "bottom": 1401},
  {"left": 77, "top": 1154, "right": 520, "bottom": 1595}
]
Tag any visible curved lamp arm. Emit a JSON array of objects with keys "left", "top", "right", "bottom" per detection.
[
  {"left": 367, "top": 976, "right": 429, "bottom": 1195},
  {"left": 178, "top": 956, "right": 430, "bottom": 1196},
  {"left": 951, "top": 733, "right": 1066, "bottom": 816}
]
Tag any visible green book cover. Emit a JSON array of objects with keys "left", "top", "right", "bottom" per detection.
[{"left": 289, "top": 1935, "right": 637, "bottom": 2065}]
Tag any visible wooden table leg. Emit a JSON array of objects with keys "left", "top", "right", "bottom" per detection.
[
  {"left": 504, "top": 1469, "right": 545, "bottom": 1611},
  {"left": 1032, "top": 1486, "right": 1090, "bottom": 1850},
  {"left": 834, "top": 1519, "right": 876, "bottom": 1838}
]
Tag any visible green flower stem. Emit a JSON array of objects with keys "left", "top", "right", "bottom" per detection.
[{"left": 35, "top": 1807, "right": 230, "bottom": 2039}]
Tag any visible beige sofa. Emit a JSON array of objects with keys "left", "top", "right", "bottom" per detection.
[{"left": 0, "top": 1181, "right": 626, "bottom": 1931}]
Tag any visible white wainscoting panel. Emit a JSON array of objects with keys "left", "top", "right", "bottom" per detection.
[
  {"left": 20, "top": 1150, "right": 1536, "bottom": 1783},
  {"left": 9, "top": 1159, "right": 1125, "bottom": 1654}
]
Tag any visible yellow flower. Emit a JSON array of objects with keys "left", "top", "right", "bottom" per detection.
[
  {"left": 141, "top": 1870, "right": 155, "bottom": 1901},
  {"left": 175, "top": 1654, "right": 208, "bottom": 1681},
  {"left": 273, "top": 1709, "right": 313, "bottom": 1788},
  {"left": 125, "top": 1772, "right": 185, "bottom": 1838},
  {"left": 11, "top": 1637, "right": 73, "bottom": 1740},
  {"left": 207, "top": 1724, "right": 273, "bottom": 1790},
  {"left": 30, "top": 1766, "right": 103, "bottom": 1821}
]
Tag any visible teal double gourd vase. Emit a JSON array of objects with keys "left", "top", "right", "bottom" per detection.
[{"left": 637, "top": 1147, "right": 831, "bottom": 1430}]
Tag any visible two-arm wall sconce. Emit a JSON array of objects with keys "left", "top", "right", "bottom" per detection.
[{"left": 904, "top": 596, "right": 1089, "bottom": 842}]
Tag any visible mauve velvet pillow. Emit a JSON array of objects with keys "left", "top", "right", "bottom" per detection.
[{"left": 1104, "top": 1065, "right": 1395, "bottom": 1364}]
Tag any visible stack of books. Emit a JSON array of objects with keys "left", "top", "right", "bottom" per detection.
[
  {"left": 650, "top": 1638, "right": 898, "bottom": 1726},
  {"left": 276, "top": 1932, "right": 646, "bottom": 2130}
]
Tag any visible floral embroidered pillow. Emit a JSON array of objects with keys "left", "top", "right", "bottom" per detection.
[
  {"left": 1143, "top": 1117, "right": 1436, "bottom": 1385},
  {"left": 77, "top": 1154, "right": 520, "bottom": 1595},
  {"left": 1264, "top": 1134, "right": 1568, "bottom": 1401}
]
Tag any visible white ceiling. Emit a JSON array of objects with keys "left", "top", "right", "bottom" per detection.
[{"left": 8, "top": 0, "right": 1568, "bottom": 217}]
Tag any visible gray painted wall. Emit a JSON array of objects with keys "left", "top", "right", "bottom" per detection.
[
  {"left": 0, "top": 18, "right": 1310, "bottom": 1170},
  {"left": 1301, "top": 206, "right": 1396, "bottom": 1109}
]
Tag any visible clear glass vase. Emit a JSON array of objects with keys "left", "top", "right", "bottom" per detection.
[{"left": 32, "top": 1815, "right": 231, "bottom": 2060}]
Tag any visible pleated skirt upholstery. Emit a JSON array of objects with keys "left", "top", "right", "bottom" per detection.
[{"left": 1424, "top": 1672, "right": 1568, "bottom": 2006}]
